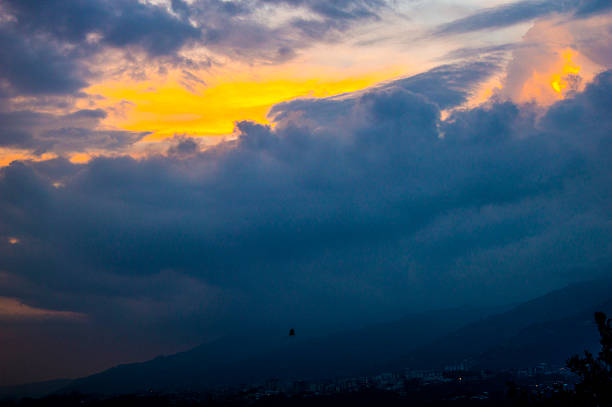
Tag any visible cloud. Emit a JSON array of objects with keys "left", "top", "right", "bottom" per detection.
[
  {"left": 491, "top": 15, "right": 610, "bottom": 105},
  {"left": 2, "top": 64, "right": 611, "bottom": 308},
  {"left": 440, "top": 43, "right": 522, "bottom": 61},
  {"left": 167, "top": 136, "right": 201, "bottom": 156},
  {"left": 432, "top": 0, "right": 612, "bottom": 37},
  {"left": 0, "top": 296, "right": 86, "bottom": 322},
  {"left": 270, "top": 61, "right": 499, "bottom": 123},
  {"left": 0, "top": 0, "right": 200, "bottom": 95},
  {"left": 2, "top": 0, "right": 201, "bottom": 56},
  {"left": 179, "top": 0, "right": 386, "bottom": 62},
  {"left": 262, "top": 0, "right": 385, "bottom": 20},
  {"left": 0, "top": 108, "right": 147, "bottom": 155},
  {"left": 574, "top": 0, "right": 612, "bottom": 16},
  {"left": 0, "top": 26, "right": 88, "bottom": 95},
  {"left": 433, "top": 0, "right": 565, "bottom": 36},
  {"left": 0, "top": 0, "right": 390, "bottom": 96}
]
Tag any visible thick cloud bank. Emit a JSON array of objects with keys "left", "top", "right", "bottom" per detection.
[{"left": 1, "top": 65, "right": 612, "bottom": 383}]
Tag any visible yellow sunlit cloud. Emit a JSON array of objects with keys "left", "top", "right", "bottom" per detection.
[
  {"left": 550, "top": 49, "right": 581, "bottom": 94},
  {"left": 87, "top": 65, "right": 406, "bottom": 141}
]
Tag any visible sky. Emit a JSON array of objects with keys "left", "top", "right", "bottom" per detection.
[{"left": 0, "top": 0, "right": 612, "bottom": 386}]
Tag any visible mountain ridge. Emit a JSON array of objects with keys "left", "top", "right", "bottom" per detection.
[{"left": 10, "top": 278, "right": 612, "bottom": 397}]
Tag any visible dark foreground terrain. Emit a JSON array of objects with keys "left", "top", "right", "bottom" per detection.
[
  {"left": 0, "top": 367, "right": 580, "bottom": 407},
  {"left": 0, "top": 381, "right": 517, "bottom": 407}
]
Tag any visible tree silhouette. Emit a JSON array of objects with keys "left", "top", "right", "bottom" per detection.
[
  {"left": 565, "top": 312, "right": 612, "bottom": 406},
  {"left": 508, "top": 312, "right": 612, "bottom": 406}
]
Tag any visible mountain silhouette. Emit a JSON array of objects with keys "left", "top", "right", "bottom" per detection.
[
  {"left": 63, "top": 306, "right": 500, "bottom": 394},
  {"left": 391, "top": 279, "right": 612, "bottom": 371},
  {"left": 52, "top": 278, "right": 612, "bottom": 395}
]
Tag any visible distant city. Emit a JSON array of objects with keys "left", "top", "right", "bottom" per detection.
[
  {"left": 209, "top": 362, "right": 575, "bottom": 403},
  {"left": 0, "top": 363, "right": 576, "bottom": 407}
]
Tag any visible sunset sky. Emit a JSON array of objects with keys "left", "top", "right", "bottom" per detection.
[{"left": 1, "top": 0, "right": 612, "bottom": 386}]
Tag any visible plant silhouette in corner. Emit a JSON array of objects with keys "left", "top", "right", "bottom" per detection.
[
  {"left": 565, "top": 312, "right": 612, "bottom": 406},
  {"left": 508, "top": 312, "right": 612, "bottom": 406}
]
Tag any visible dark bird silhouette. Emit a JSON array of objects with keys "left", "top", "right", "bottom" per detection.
[{"left": 289, "top": 328, "right": 295, "bottom": 337}]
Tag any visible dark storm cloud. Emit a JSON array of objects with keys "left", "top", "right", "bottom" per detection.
[
  {"left": 1, "top": 0, "right": 201, "bottom": 56},
  {"left": 0, "top": 27, "right": 88, "bottom": 95},
  {"left": 1, "top": 64, "right": 612, "bottom": 347},
  {"left": 0, "top": 0, "right": 200, "bottom": 95},
  {"left": 433, "top": 0, "right": 612, "bottom": 36},
  {"left": 0, "top": 0, "right": 388, "bottom": 95},
  {"left": 0, "top": 108, "right": 147, "bottom": 154}
]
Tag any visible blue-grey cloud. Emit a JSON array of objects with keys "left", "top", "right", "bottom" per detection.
[
  {"left": 167, "top": 135, "right": 201, "bottom": 156},
  {"left": 179, "top": 0, "right": 386, "bottom": 62},
  {"left": 439, "top": 43, "right": 522, "bottom": 61},
  {"left": 0, "top": 0, "right": 389, "bottom": 95},
  {"left": 270, "top": 60, "right": 499, "bottom": 121},
  {"left": 0, "top": 108, "right": 147, "bottom": 154},
  {"left": 0, "top": 27, "right": 88, "bottom": 95},
  {"left": 2, "top": 0, "right": 201, "bottom": 56},
  {"left": 261, "top": 0, "right": 385, "bottom": 20},
  {"left": 574, "top": 0, "right": 612, "bottom": 16},
  {"left": 0, "top": 0, "right": 200, "bottom": 95},
  {"left": 433, "top": 0, "right": 612, "bottom": 36}
]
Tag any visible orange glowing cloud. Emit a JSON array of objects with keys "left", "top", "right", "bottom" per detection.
[
  {"left": 69, "top": 152, "right": 94, "bottom": 164},
  {"left": 0, "top": 297, "right": 87, "bottom": 322},
  {"left": 499, "top": 18, "right": 604, "bottom": 106},
  {"left": 514, "top": 47, "right": 592, "bottom": 105},
  {"left": 0, "top": 149, "right": 58, "bottom": 168}
]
